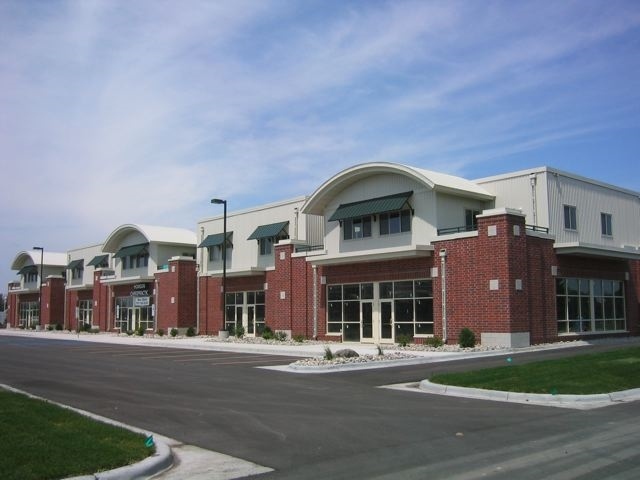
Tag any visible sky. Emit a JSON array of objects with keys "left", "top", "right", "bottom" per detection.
[{"left": 1, "top": 0, "right": 639, "bottom": 291}]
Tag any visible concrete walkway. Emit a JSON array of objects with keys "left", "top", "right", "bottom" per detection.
[{"left": 2, "top": 328, "right": 640, "bottom": 478}]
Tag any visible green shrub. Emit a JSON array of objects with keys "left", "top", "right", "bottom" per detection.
[
  {"left": 170, "top": 328, "right": 178, "bottom": 337},
  {"left": 458, "top": 327, "right": 476, "bottom": 348},
  {"left": 135, "top": 325, "right": 145, "bottom": 336},
  {"left": 234, "top": 325, "right": 245, "bottom": 338},
  {"left": 186, "top": 326, "right": 196, "bottom": 337},
  {"left": 157, "top": 328, "right": 165, "bottom": 337},
  {"left": 126, "top": 330, "right": 133, "bottom": 336},
  {"left": 396, "top": 334, "right": 412, "bottom": 347},
  {"left": 324, "top": 346, "right": 334, "bottom": 360},
  {"left": 425, "top": 336, "right": 444, "bottom": 348},
  {"left": 261, "top": 326, "right": 274, "bottom": 340},
  {"left": 55, "top": 323, "right": 63, "bottom": 331},
  {"left": 376, "top": 345, "right": 384, "bottom": 356},
  {"left": 292, "top": 334, "right": 305, "bottom": 343},
  {"left": 47, "top": 325, "right": 54, "bottom": 331},
  {"left": 274, "top": 331, "right": 287, "bottom": 341}
]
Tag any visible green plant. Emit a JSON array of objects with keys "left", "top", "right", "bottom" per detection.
[
  {"left": 47, "top": 325, "right": 54, "bottom": 331},
  {"left": 170, "top": 328, "right": 178, "bottom": 337},
  {"left": 274, "top": 331, "right": 287, "bottom": 341},
  {"left": 396, "top": 334, "right": 412, "bottom": 347},
  {"left": 135, "top": 325, "right": 145, "bottom": 336},
  {"left": 126, "top": 330, "right": 133, "bottom": 336},
  {"left": 292, "top": 334, "right": 305, "bottom": 343},
  {"left": 324, "top": 346, "right": 334, "bottom": 360},
  {"left": 234, "top": 325, "right": 245, "bottom": 338},
  {"left": 458, "top": 327, "right": 476, "bottom": 348},
  {"left": 55, "top": 323, "right": 63, "bottom": 331},
  {"left": 157, "top": 328, "right": 165, "bottom": 337},
  {"left": 186, "top": 326, "right": 196, "bottom": 337},
  {"left": 425, "top": 336, "right": 444, "bottom": 348},
  {"left": 261, "top": 326, "right": 275, "bottom": 340},
  {"left": 376, "top": 344, "right": 384, "bottom": 356}
]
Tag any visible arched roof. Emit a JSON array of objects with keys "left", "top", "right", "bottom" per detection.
[
  {"left": 302, "top": 162, "right": 494, "bottom": 215},
  {"left": 102, "top": 224, "right": 197, "bottom": 253},
  {"left": 10, "top": 250, "right": 68, "bottom": 271}
]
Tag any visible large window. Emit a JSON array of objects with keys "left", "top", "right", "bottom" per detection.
[
  {"left": 327, "top": 283, "right": 372, "bottom": 341},
  {"left": 78, "top": 299, "right": 93, "bottom": 326},
  {"left": 465, "top": 209, "right": 480, "bottom": 231},
  {"left": 381, "top": 280, "right": 434, "bottom": 338},
  {"left": 71, "top": 266, "right": 84, "bottom": 280},
  {"left": 380, "top": 210, "right": 411, "bottom": 235},
  {"left": 259, "top": 237, "right": 274, "bottom": 256},
  {"left": 209, "top": 244, "right": 232, "bottom": 262},
  {"left": 343, "top": 216, "right": 372, "bottom": 240},
  {"left": 556, "top": 278, "right": 625, "bottom": 334},
  {"left": 327, "top": 280, "right": 433, "bottom": 341},
  {"left": 19, "top": 301, "right": 39, "bottom": 327},
  {"left": 225, "top": 291, "right": 265, "bottom": 334},
  {"left": 563, "top": 205, "right": 577, "bottom": 230},
  {"left": 601, "top": 213, "right": 613, "bottom": 236},
  {"left": 115, "top": 297, "right": 154, "bottom": 332},
  {"left": 123, "top": 253, "right": 148, "bottom": 270}
]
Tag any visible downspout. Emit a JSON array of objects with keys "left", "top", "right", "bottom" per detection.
[
  {"left": 440, "top": 249, "right": 447, "bottom": 343},
  {"left": 196, "top": 226, "right": 204, "bottom": 334},
  {"left": 529, "top": 173, "right": 538, "bottom": 226},
  {"left": 312, "top": 264, "right": 318, "bottom": 340}
]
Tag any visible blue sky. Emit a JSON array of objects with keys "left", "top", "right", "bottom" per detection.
[{"left": 1, "top": 0, "right": 639, "bottom": 290}]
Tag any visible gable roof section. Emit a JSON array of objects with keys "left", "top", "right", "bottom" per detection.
[{"left": 302, "top": 162, "right": 493, "bottom": 216}]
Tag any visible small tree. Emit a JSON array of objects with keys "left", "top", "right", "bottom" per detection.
[{"left": 458, "top": 327, "right": 476, "bottom": 348}]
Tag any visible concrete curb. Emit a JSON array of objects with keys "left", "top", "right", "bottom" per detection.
[
  {"left": 0, "top": 384, "right": 173, "bottom": 480},
  {"left": 417, "top": 380, "right": 640, "bottom": 410}
]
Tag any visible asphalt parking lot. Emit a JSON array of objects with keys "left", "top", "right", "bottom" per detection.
[{"left": 1, "top": 332, "right": 639, "bottom": 479}]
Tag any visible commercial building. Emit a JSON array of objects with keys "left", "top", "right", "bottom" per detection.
[{"left": 7, "top": 163, "right": 640, "bottom": 346}]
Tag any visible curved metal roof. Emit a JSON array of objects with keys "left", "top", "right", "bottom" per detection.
[
  {"left": 102, "top": 224, "right": 197, "bottom": 253},
  {"left": 302, "top": 162, "right": 493, "bottom": 215}
]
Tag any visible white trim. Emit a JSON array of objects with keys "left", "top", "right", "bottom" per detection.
[
  {"left": 554, "top": 242, "right": 640, "bottom": 260},
  {"left": 308, "top": 245, "right": 433, "bottom": 266}
]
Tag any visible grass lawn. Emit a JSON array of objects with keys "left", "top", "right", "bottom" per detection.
[
  {"left": 0, "top": 390, "right": 153, "bottom": 480},
  {"left": 430, "top": 346, "right": 640, "bottom": 395}
]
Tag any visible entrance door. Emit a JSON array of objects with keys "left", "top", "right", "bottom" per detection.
[
  {"left": 380, "top": 301, "right": 393, "bottom": 342},
  {"left": 361, "top": 301, "right": 374, "bottom": 342}
]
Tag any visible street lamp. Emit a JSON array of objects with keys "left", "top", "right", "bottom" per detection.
[
  {"left": 211, "top": 199, "right": 227, "bottom": 333},
  {"left": 33, "top": 246, "right": 44, "bottom": 328}
]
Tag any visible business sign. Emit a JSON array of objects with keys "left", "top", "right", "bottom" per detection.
[
  {"left": 134, "top": 296, "right": 150, "bottom": 307},
  {"left": 130, "top": 283, "right": 150, "bottom": 297}
]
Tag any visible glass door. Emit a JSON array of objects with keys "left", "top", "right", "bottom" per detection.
[
  {"left": 381, "top": 301, "right": 393, "bottom": 342},
  {"left": 361, "top": 301, "right": 373, "bottom": 342}
]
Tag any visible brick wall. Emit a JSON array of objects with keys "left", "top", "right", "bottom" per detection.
[{"left": 155, "top": 258, "right": 197, "bottom": 332}]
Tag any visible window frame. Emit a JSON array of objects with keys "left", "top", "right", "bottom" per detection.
[
  {"left": 343, "top": 216, "right": 372, "bottom": 240},
  {"left": 379, "top": 209, "right": 412, "bottom": 236},
  {"left": 601, "top": 212, "right": 613, "bottom": 237},
  {"left": 563, "top": 205, "right": 577, "bottom": 231}
]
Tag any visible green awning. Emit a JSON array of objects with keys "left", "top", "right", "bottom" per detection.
[
  {"left": 87, "top": 254, "right": 109, "bottom": 267},
  {"left": 114, "top": 243, "right": 149, "bottom": 258},
  {"left": 67, "top": 259, "right": 84, "bottom": 269},
  {"left": 248, "top": 221, "right": 289, "bottom": 240},
  {"left": 199, "top": 232, "right": 233, "bottom": 248},
  {"left": 18, "top": 265, "right": 38, "bottom": 275},
  {"left": 328, "top": 191, "right": 413, "bottom": 222}
]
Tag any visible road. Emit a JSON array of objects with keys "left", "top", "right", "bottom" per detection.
[{"left": 1, "top": 335, "right": 639, "bottom": 479}]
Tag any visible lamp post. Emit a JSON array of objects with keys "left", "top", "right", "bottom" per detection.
[
  {"left": 211, "top": 198, "right": 227, "bottom": 333},
  {"left": 33, "top": 246, "right": 44, "bottom": 328}
]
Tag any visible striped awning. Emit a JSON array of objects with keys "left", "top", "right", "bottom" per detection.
[{"left": 329, "top": 191, "right": 413, "bottom": 222}]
